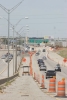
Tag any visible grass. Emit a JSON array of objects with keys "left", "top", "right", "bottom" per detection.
[{"left": 56, "top": 48, "right": 67, "bottom": 59}]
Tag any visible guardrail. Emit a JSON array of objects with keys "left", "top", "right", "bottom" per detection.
[{"left": 0, "top": 72, "right": 18, "bottom": 85}]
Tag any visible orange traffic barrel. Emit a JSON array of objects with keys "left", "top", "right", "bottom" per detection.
[
  {"left": 38, "top": 74, "right": 40, "bottom": 84},
  {"left": 57, "top": 80, "right": 65, "bottom": 97},
  {"left": 49, "top": 78, "right": 56, "bottom": 92},
  {"left": 37, "top": 74, "right": 40, "bottom": 84},
  {"left": 41, "top": 75, "right": 45, "bottom": 88},
  {"left": 34, "top": 72, "right": 37, "bottom": 80},
  {"left": 34, "top": 72, "right": 35, "bottom": 80}
]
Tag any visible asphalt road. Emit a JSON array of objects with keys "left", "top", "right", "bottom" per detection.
[
  {"left": 33, "top": 49, "right": 67, "bottom": 98},
  {"left": 0, "top": 50, "right": 21, "bottom": 79}
]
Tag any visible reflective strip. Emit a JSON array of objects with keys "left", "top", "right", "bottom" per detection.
[
  {"left": 50, "top": 82, "right": 55, "bottom": 83},
  {"left": 49, "top": 87, "right": 55, "bottom": 88},
  {"left": 58, "top": 91, "right": 65, "bottom": 92},
  {"left": 58, "top": 86, "right": 65, "bottom": 88},
  {"left": 49, "top": 86, "right": 55, "bottom": 87}
]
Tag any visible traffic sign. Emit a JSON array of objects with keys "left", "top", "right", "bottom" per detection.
[
  {"left": 63, "top": 58, "right": 67, "bottom": 63},
  {"left": 22, "top": 58, "right": 26, "bottom": 62}
]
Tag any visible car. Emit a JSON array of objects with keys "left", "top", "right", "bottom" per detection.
[
  {"left": 35, "top": 52, "right": 39, "bottom": 56},
  {"left": 42, "top": 49, "right": 46, "bottom": 52},
  {"left": 42, "top": 56, "right": 47, "bottom": 60},
  {"left": 32, "top": 48, "right": 34, "bottom": 50},
  {"left": 40, "top": 66, "right": 46, "bottom": 71},
  {"left": 37, "top": 59, "right": 43, "bottom": 64},
  {"left": 40, "top": 65, "right": 47, "bottom": 71},
  {"left": 55, "top": 64, "right": 61, "bottom": 72},
  {"left": 10, "top": 54, "right": 13, "bottom": 57},
  {"left": 39, "top": 62, "right": 45, "bottom": 67},
  {"left": 45, "top": 70, "right": 56, "bottom": 79},
  {"left": 39, "top": 63, "right": 46, "bottom": 67},
  {"left": 5, "top": 55, "right": 13, "bottom": 62},
  {"left": 1, "top": 55, "right": 7, "bottom": 59},
  {"left": 5, "top": 57, "right": 11, "bottom": 62}
]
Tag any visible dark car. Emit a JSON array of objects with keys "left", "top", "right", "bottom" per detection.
[
  {"left": 39, "top": 64, "right": 46, "bottom": 67},
  {"left": 55, "top": 64, "right": 61, "bottom": 72},
  {"left": 42, "top": 49, "right": 46, "bottom": 52},
  {"left": 37, "top": 59, "right": 43, "bottom": 64},
  {"left": 45, "top": 70, "right": 56, "bottom": 79},
  {"left": 39, "top": 62, "right": 44, "bottom": 67},
  {"left": 32, "top": 48, "right": 34, "bottom": 50},
  {"left": 35, "top": 52, "right": 39, "bottom": 56}
]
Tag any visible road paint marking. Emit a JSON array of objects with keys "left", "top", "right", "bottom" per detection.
[
  {"left": 49, "top": 95, "right": 54, "bottom": 97},
  {"left": 0, "top": 66, "right": 7, "bottom": 75},
  {"left": 56, "top": 98, "right": 61, "bottom": 100}
]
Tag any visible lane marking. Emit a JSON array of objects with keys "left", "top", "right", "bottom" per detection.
[
  {"left": 56, "top": 98, "right": 61, "bottom": 100},
  {"left": 0, "top": 66, "right": 7, "bottom": 75}
]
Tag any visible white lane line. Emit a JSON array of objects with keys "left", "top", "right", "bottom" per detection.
[
  {"left": 56, "top": 98, "right": 61, "bottom": 100},
  {"left": 0, "top": 66, "right": 7, "bottom": 75}
]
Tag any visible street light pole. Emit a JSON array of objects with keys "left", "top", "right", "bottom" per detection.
[
  {"left": 8, "top": 10, "right": 10, "bottom": 77},
  {"left": 13, "top": 26, "right": 14, "bottom": 75},
  {"left": 0, "top": 0, "right": 23, "bottom": 78},
  {"left": 10, "top": 17, "right": 29, "bottom": 74}
]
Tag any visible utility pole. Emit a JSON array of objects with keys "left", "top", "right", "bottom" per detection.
[{"left": 0, "top": 0, "right": 23, "bottom": 77}]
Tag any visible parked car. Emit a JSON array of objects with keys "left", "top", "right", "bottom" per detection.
[
  {"left": 55, "top": 64, "right": 61, "bottom": 72},
  {"left": 45, "top": 70, "right": 56, "bottom": 79}
]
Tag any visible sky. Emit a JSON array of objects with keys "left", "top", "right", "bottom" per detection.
[{"left": 0, "top": 0, "right": 67, "bottom": 38}]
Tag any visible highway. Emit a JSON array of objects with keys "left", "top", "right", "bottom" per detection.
[
  {"left": 33, "top": 47, "right": 67, "bottom": 96},
  {"left": 0, "top": 50, "right": 21, "bottom": 79},
  {"left": 0, "top": 46, "right": 67, "bottom": 100}
]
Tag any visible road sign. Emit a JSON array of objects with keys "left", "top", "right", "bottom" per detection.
[
  {"left": 22, "top": 58, "right": 26, "bottom": 62},
  {"left": 63, "top": 58, "right": 67, "bottom": 63}
]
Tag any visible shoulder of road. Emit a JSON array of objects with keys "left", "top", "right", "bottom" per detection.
[{"left": 47, "top": 50, "right": 67, "bottom": 67}]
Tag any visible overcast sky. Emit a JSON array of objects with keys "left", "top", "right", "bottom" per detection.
[{"left": 0, "top": 0, "right": 67, "bottom": 38}]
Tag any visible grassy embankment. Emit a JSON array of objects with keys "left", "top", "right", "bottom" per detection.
[{"left": 55, "top": 48, "right": 67, "bottom": 59}]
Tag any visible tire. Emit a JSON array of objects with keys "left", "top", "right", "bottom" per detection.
[{"left": 46, "top": 77, "right": 47, "bottom": 79}]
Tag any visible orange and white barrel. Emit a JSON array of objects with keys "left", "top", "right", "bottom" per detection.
[
  {"left": 49, "top": 78, "right": 56, "bottom": 92},
  {"left": 41, "top": 75, "right": 45, "bottom": 88},
  {"left": 57, "top": 80, "right": 65, "bottom": 97}
]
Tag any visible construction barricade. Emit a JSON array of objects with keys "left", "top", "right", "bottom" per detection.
[
  {"left": 57, "top": 78, "right": 65, "bottom": 97},
  {"left": 41, "top": 75, "right": 45, "bottom": 88},
  {"left": 49, "top": 78, "right": 56, "bottom": 92},
  {"left": 37, "top": 74, "right": 40, "bottom": 84}
]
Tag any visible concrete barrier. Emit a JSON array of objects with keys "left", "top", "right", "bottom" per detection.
[{"left": 0, "top": 72, "right": 19, "bottom": 85}]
